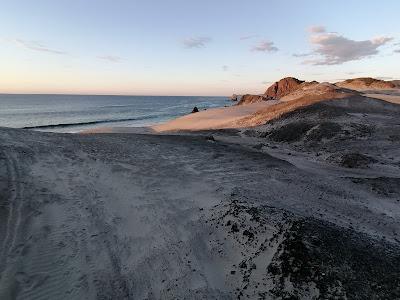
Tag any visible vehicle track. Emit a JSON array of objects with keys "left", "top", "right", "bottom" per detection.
[{"left": 0, "top": 151, "right": 24, "bottom": 297}]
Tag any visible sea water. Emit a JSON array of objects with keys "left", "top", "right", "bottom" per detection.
[{"left": 0, "top": 94, "right": 230, "bottom": 133}]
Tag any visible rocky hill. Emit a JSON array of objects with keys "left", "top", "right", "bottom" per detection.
[
  {"left": 264, "top": 77, "right": 316, "bottom": 99},
  {"left": 238, "top": 77, "right": 397, "bottom": 106},
  {"left": 238, "top": 77, "right": 319, "bottom": 105},
  {"left": 335, "top": 77, "right": 396, "bottom": 90}
]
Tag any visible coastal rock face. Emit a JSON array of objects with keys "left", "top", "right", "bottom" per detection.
[
  {"left": 335, "top": 77, "right": 396, "bottom": 90},
  {"left": 264, "top": 77, "right": 306, "bottom": 99}
]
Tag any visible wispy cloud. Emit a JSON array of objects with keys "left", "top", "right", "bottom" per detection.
[
  {"left": 292, "top": 52, "right": 313, "bottom": 57},
  {"left": 10, "top": 38, "right": 67, "bottom": 55},
  {"left": 240, "top": 35, "right": 258, "bottom": 40},
  {"left": 302, "top": 27, "right": 392, "bottom": 65},
  {"left": 261, "top": 81, "right": 272, "bottom": 85},
  {"left": 251, "top": 40, "right": 278, "bottom": 52},
  {"left": 346, "top": 71, "right": 363, "bottom": 75},
  {"left": 182, "top": 37, "right": 212, "bottom": 48},
  {"left": 394, "top": 49, "right": 400, "bottom": 53},
  {"left": 98, "top": 55, "right": 123, "bottom": 63},
  {"left": 222, "top": 65, "right": 229, "bottom": 71},
  {"left": 308, "top": 25, "right": 326, "bottom": 33}
]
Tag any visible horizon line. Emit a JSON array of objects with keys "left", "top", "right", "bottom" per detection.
[{"left": 0, "top": 92, "right": 228, "bottom": 98}]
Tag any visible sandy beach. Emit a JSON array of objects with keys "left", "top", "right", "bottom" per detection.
[{"left": 1, "top": 79, "right": 400, "bottom": 298}]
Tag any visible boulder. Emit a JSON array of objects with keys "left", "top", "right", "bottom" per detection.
[{"left": 191, "top": 106, "right": 199, "bottom": 113}]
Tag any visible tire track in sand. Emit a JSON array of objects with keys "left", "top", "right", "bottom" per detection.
[
  {"left": 0, "top": 151, "right": 25, "bottom": 298},
  {"left": 0, "top": 151, "right": 24, "bottom": 271}
]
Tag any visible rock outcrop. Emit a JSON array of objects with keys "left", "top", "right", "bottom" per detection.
[
  {"left": 230, "top": 94, "right": 239, "bottom": 101},
  {"left": 265, "top": 77, "right": 306, "bottom": 99},
  {"left": 237, "top": 77, "right": 320, "bottom": 105},
  {"left": 335, "top": 78, "right": 396, "bottom": 90}
]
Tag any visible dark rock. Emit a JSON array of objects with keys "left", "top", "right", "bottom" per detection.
[
  {"left": 230, "top": 94, "right": 239, "bottom": 101},
  {"left": 191, "top": 106, "right": 199, "bottom": 113},
  {"left": 205, "top": 135, "right": 215, "bottom": 142},
  {"left": 231, "top": 223, "right": 239, "bottom": 233},
  {"left": 339, "top": 153, "right": 377, "bottom": 168},
  {"left": 243, "top": 229, "right": 254, "bottom": 240}
]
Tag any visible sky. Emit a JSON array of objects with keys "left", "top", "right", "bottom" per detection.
[{"left": 0, "top": 0, "right": 399, "bottom": 96}]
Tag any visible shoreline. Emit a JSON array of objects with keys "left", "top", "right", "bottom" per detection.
[{"left": 80, "top": 87, "right": 400, "bottom": 135}]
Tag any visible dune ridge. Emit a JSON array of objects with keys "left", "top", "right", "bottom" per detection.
[{"left": 335, "top": 77, "right": 396, "bottom": 90}]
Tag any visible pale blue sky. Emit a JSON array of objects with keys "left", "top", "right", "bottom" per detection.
[{"left": 1, "top": 0, "right": 399, "bottom": 95}]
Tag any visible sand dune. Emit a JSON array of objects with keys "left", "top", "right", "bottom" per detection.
[{"left": 335, "top": 77, "right": 396, "bottom": 90}]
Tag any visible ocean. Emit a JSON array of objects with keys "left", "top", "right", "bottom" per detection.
[{"left": 0, "top": 94, "right": 230, "bottom": 133}]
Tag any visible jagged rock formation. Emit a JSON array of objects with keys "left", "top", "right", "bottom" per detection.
[
  {"left": 265, "top": 77, "right": 306, "bottom": 99},
  {"left": 335, "top": 77, "right": 396, "bottom": 90}
]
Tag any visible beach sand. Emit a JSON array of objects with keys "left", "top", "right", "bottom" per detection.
[{"left": 152, "top": 101, "right": 280, "bottom": 132}]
